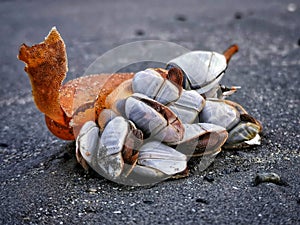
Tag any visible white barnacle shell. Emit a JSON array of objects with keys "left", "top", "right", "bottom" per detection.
[
  {"left": 168, "top": 89, "right": 205, "bottom": 123},
  {"left": 199, "top": 98, "right": 240, "bottom": 130},
  {"left": 170, "top": 123, "right": 228, "bottom": 156},
  {"left": 76, "top": 121, "right": 101, "bottom": 170},
  {"left": 94, "top": 116, "right": 129, "bottom": 179},
  {"left": 132, "top": 69, "right": 180, "bottom": 105},
  {"left": 125, "top": 93, "right": 184, "bottom": 143},
  {"left": 167, "top": 50, "right": 227, "bottom": 95},
  {"left": 138, "top": 141, "right": 187, "bottom": 175}
]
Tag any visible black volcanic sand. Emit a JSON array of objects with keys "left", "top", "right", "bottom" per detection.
[{"left": 0, "top": 0, "right": 299, "bottom": 224}]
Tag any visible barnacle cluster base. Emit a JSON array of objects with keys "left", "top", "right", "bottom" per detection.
[{"left": 18, "top": 28, "right": 262, "bottom": 186}]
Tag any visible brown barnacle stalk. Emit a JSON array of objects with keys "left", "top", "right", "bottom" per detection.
[{"left": 223, "top": 44, "right": 239, "bottom": 63}]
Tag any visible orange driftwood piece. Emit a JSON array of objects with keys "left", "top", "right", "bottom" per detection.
[
  {"left": 18, "top": 27, "right": 68, "bottom": 126},
  {"left": 18, "top": 27, "right": 134, "bottom": 140}
]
